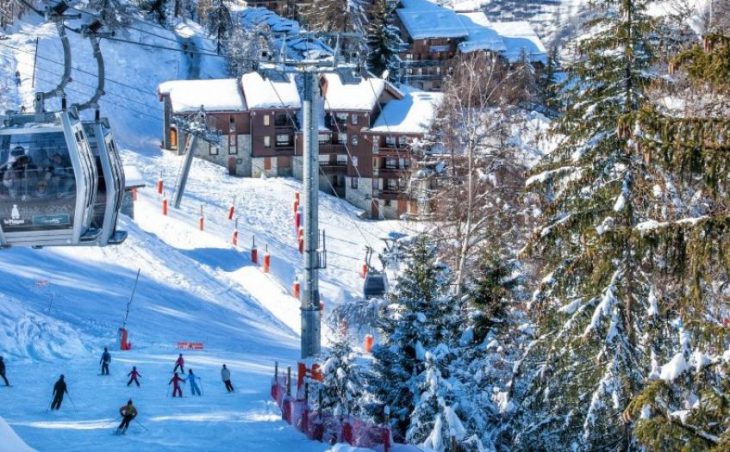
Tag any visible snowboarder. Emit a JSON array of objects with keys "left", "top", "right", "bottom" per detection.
[
  {"left": 100, "top": 347, "right": 111, "bottom": 375},
  {"left": 169, "top": 372, "right": 185, "bottom": 397},
  {"left": 187, "top": 369, "right": 201, "bottom": 396},
  {"left": 221, "top": 364, "right": 234, "bottom": 393},
  {"left": 51, "top": 375, "right": 68, "bottom": 410},
  {"left": 0, "top": 356, "right": 9, "bottom": 386},
  {"left": 116, "top": 399, "right": 137, "bottom": 435},
  {"left": 173, "top": 354, "right": 184, "bottom": 373},
  {"left": 127, "top": 366, "right": 141, "bottom": 387}
]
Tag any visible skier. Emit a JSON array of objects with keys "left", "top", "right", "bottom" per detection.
[
  {"left": 169, "top": 372, "right": 185, "bottom": 398},
  {"left": 221, "top": 364, "right": 234, "bottom": 393},
  {"left": 173, "top": 354, "right": 185, "bottom": 373},
  {"left": 0, "top": 356, "right": 9, "bottom": 386},
  {"left": 187, "top": 369, "right": 201, "bottom": 396},
  {"left": 127, "top": 366, "right": 141, "bottom": 387},
  {"left": 116, "top": 399, "right": 137, "bottom": 435},
  {"left": 100, "top": 347, "right": 111, "bottom": 375},
  {"left": 51, "top": 375, "right": 68, "bottom": 410}
]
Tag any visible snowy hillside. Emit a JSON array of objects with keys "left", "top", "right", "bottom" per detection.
[{"left": 0, "top": 8, "right": 403, "bottom": 452}]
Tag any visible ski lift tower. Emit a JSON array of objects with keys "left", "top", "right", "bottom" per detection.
[{"left": 260, "top": 32, "right": 364, "bottom": 359}]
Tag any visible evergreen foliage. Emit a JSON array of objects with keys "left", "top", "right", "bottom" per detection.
[
  {"left": 317, "top": 331, "right": 363, "bottom": 417},
  {"left": 207, "top": 0, "right": 231, "bottom": 54},
  {"left": 515, "top": 0, "right": 660, "bottom": 449},
  {"left": 366, "top": 0, "right": 404, "bottom": 78},
  {"left": 87, "top": 0, "right": 133, "bottom": 30},
  {"left": 367, "top": 236, "right": 464, "bottom": 439}
]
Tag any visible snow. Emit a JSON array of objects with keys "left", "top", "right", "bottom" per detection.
[
  {"left": 397, "top": 0, "right": 470, "bottom": 40},
  {"left": 321, "top": 73, "right": 386, "bottom": 112},
  {"left": 636, "top": 216, "right": 709, "bottom": 233},
  {"left": 241, "top": 72, "right": 301, "bottom": 110},
  {"left": 370, "top": 86, "right": 443, "bottom": 134},
  {"left": 558, "top": 299, "right": 583, "bottom": 315},
  {"left": 239, "top": 7, "right": 300, "bottom": 34},
  {"left": 158, "top": 79, "right": 247, "bottom": 114},
  {"left": 456, "top": 13, "right": 506, "bottom": 54},
  {"left": 660, "top": 353, "right": 689, "bottom": 381},
  {"left": 488, "top": 22, "right": 548, "bottom": 64},
  {"left": 647, "top": 288, "right": 659, "bottom": 317},
  {"left": 0, "top": 417, "right": 35, "bottom": 452}
]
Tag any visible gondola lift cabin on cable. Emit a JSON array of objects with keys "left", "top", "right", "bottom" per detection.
[{"left": 0, "top": 1, "right": 126, "bottom": 248}]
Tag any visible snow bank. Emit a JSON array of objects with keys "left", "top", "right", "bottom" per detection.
[{"left": 0, "top": 417, "right": 35, "bottom": 452}]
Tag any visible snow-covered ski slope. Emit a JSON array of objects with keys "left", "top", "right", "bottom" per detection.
[{"left": 0, "top": 11, "right": 404, "bottom": 451}]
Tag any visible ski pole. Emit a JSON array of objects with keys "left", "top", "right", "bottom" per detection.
[
  {"left": 67, "top": 393, "right": 78, "bottom": 411},
  {"left": 136, "top": 421, "right": 149, "bottom": 432}
]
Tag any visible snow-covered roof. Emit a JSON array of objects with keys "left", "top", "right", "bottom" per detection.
[
  {"left": 241, "top": 72, "right": 301, "bottom": 110},
  {"left": 239, "top": 7, "right": 300, "bottom": 34},
  {"left": 489, "top": 21, "right": 548, "bottom": 64},
  {"left": 158, "top": 79, "right": 247, "bottom": 113},
  {"left": 369, "top": 86, "right": 442, "bottom": 134},
  {"left": 442, "top": 0, "right": 486, "bottom": 12},
  {"left": 321, "top": 73, "right": 386, "bottom": 112},
  {"left": 397, "top": 0, "right": 469, "bottom": 39},
  {"left": 457, "top": 12, "right": 506, "bottom": 53}
]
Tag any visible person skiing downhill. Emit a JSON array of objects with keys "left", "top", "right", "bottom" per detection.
[
  {"left": 187, "top": 369, "right": 201, "bottom": 396},
  {"left": 221, "top": 364, "right": 234, "bottom": 393},
  {"left": 127, "top": 366, "right": 141, "bottom": 387},
  {"left": 116, "top": 399, "right": 137, "bottom": 435},
  {"left": 169, "top": 372, "right": 185, "bottom": 397},
  {"left": 51, "top": 375, "right": 68, "bottom": 410},
  {"left": 173, "top": 354, "right": 184, "bottom": 373},
  {"left": 0, "top": 356, "right": 9, "bottom": 386},
  {"left": 100, "top": 347, "right": 111, "bottom": 375}
]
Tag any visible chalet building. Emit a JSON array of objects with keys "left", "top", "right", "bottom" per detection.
[
  {"left": 158, "top": 72, "right": 441, "bottom": 219},
  {"left": 394, "top": 0, "right": 547, "bottom": 91}
]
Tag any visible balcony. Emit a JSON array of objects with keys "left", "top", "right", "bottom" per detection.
[
  {"left": 319, "top": 143, "right": 347, "bottom": 154},
  {"left": 377, "top": 146, "right": 411, "bottom": 156},
  {"left": 379, "top": 166, "right": 407, "bottom": 176},
  {"left": 320, "top": 162, "right": 348, "bottom": 174}
]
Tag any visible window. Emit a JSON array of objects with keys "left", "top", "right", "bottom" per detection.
[
  {"left": 337, "top": 132, "right": 347, "bottom": 144},
  {"left": 385, "top": 158, "right": 397, "bottom": 169},
  {"left": 351, "top": 177, "right": 358, "bottom": 189},
  {"left": 319, "top": 154, "right": 330, "bottom": 164},
  {"left": 398, "top": 136, "right": 410, "bottom": 146},
  {"left": 229, "top": 116, "right": 236, "bottom": 133},
  {"left": 336, "top": 154, "right": 347, "bottom": 165},
  {"left": 228, "top": 134, "right": 237, "bottom": 155},
  {"left": 384, "top": 200, "right": 392, "bottom": 207},
  {"left": 336, "top": 112, "right": 348, "bottom": 122},
  {"left": 386, "top": 178, "right": 398, "bottom": 190},
  {"left": 351, "top": 135, "right": 358, "bottom": 146},
  {"left": 405, "top": 53, "right": 412, "bottom": 60},
  {"left": 264, "top": 136, "right": 271, "bottom": 148},
  {"left": 210, "top": 143, "right": 219, "bottom": 155},
  {"left": 351, "top": 156, "right": 358, "bottom": 167},
  {"left": 275, "top": 113, "right": 289, "bottom": 127},
  {"left": 263, "top": 115, "right": 270, "bottom": 126},
  {"left": 318, "top": 133, "right": 330, "bottom": 144},
  {"left": 385, "top": 136, "right": 396, "bottom": 146},
  {"left": 276, "top": 134, "right": 291, "bottom": 146},
  {"left": 352, "top": 114, "right": 358, "bottom": 125}
]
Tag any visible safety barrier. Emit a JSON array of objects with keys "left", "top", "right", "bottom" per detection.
[
  {"left": 177, "top": 341, "right": 204, "bottom": 350},
  {"left": 271, "top": 362, "right": 392, "bottom": 451}
]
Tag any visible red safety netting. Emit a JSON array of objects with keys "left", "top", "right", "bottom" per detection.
[{"left": 271, "top": 375, "right": 392, "bottom": 451}]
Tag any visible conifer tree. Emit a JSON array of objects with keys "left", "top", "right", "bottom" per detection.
[
  {"left": 207, "top": 0, "right": 231, "bottom": 54},
  {"left": 88, "top": 0, "right": 133, "bottom": 30},
  {"left": 317, "top": 331, "right": 363, "bottom": 417},
  {"left": 366, "top": 0, "right": 404, "bottom": 78},
  {"left": 367, "top": 235, "right": 464, "bottom": 437},
  {"left": 514, "top": 0, "right": 660, "bottom": 448}
]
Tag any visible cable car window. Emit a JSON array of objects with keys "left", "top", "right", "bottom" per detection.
[{"left": 0, "top": 132, "right": 77, "bottom": 232}]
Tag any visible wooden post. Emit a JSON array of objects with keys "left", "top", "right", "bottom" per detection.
[{"left": 286, "top": 366, "right": 292, "bottom": 396}]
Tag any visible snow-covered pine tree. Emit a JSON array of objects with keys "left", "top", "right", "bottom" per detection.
[
  {"left": 366, "top": 0, "right": 404, "bottom": 78},
  {"left": 316, "top": 330, "right": 363, "bottom": 417},
  {"left": 226, "top": 24, "right": 264, "bottom": 77},
  {"left": 300, "top": 0, "right": 369, "bottom": 34},
  {"left": 406, "top": 351, "right": 468, "bottom": 451},
  {"left": 207, "top": 0, "right": 231, "bottom": 54},
  {"left": 366, "top": 235, "right": 464, "bottom": 438},
  {"left": 621, "top": 33, "right": 730, "bottom": 449},
  {"left": 514, "top": 0, "right": 660, "bottom": 449}
]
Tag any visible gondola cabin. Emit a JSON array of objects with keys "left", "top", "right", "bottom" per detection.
[
  {"left": 0, "top": 110, "right": 100, "bottom": 247},
  {"left": 84, "top": 119, "right": 127, "bottom": 245},
  {"left": 363, "top": 270, "right": 388, "bottom": 299}
]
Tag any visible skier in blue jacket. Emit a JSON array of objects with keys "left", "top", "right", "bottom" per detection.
[{"left": 187, "top": 369, "right": 201, "bottom": 396}]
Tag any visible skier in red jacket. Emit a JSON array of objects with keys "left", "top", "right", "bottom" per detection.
[
  {"left": 127, "top": 366, "right": 141, "bottom": 387},
  {"left": 169, "top": 372, "right": 185, "bottom": 397},
  {"left": 173, "top": 354, "right": 184, "bottom": 373}
]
